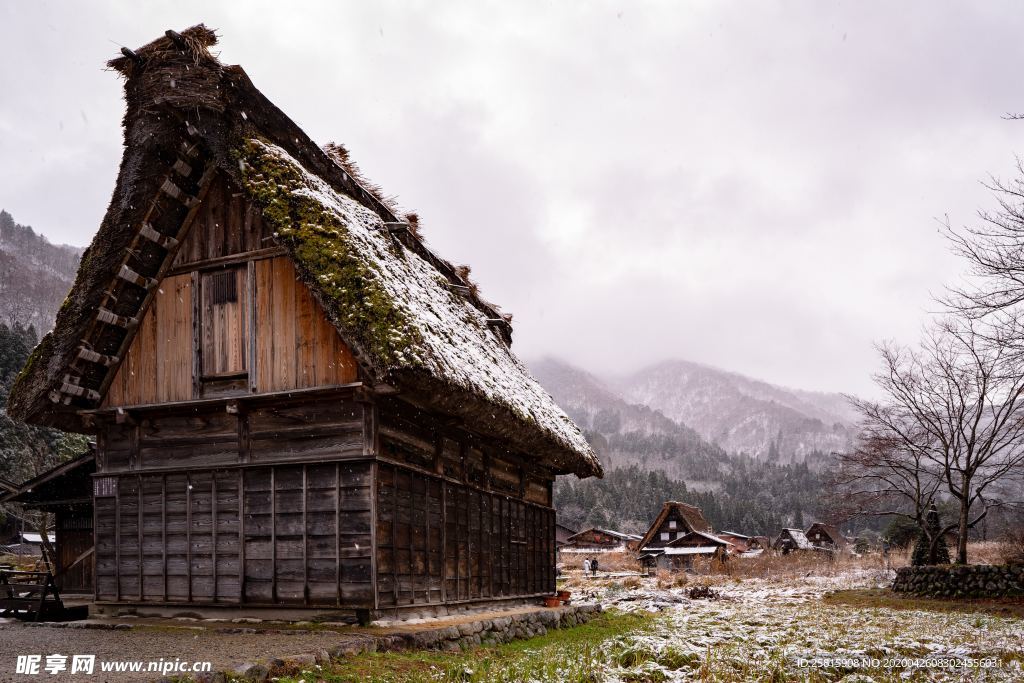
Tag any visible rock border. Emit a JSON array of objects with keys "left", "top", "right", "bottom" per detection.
[{"left": 892, "top": 564, "right": 1024, "bottom": 598}]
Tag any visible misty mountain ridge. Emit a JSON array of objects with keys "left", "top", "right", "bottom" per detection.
[
  {"left": 0, "top": 210, "right": 82, "bottom": 331},
  {"left": 531, "top": 357, "right": 858, "bottom": 467}
]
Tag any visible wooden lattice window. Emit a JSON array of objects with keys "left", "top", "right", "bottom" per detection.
[{"left": 200, "top": 267, "right": 249, "bottom": 378}]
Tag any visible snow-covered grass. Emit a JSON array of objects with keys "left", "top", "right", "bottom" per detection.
[
  {"left": 586, "top": 570, "right": 1024, "bottom": 681},
  {"left": 278, "top": 569, "right": 1024, "bottom": 682}
]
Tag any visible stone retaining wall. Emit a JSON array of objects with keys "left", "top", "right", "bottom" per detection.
[{"left": 892, "top": 564, "right": 1024, "bottom": 598}]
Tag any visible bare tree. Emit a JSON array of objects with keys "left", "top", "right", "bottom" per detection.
[
  {"left": 945, "top": 160, "right": 1024, "bottom": 326},
  {"left": 863, "top": 319, "right": 1024, "bottom": 563},
  {"left": 830, "top": 424, "right": 947, "bottom": 558}
]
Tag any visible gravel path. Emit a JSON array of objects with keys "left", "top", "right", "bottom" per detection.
[{"left": 0, "top": 619, "right": 365, "bottom": 682}]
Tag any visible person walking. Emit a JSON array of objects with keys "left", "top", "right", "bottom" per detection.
[
  {"left": 591, "top": 556, "right": 599, "bottom": 577},
  {"left": 583, "top": 557, "right": 591, "bottom": 576}
]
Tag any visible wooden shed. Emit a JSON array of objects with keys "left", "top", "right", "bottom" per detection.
[
  {"left": 773, "top": 528, "right": 814, "bottom": 554},
  {"left": 805, "top": 523, "right": 848, "bottom": 553},
  {"left": 0, "top": 451, "right": 96, "bottom": 593},
  {"left": 6, "top": 25, "right": 601, "bottom": 620},
  {"left": 562, "top": 528, "right": 641, "bottom": 552},
  {"left": 636, "top": 501, "right": 711, "bottom": 551}
]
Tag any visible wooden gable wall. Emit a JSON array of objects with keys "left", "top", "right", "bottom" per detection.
[{"left": 103, "top": 173, "right": 358, "bottom": 408}]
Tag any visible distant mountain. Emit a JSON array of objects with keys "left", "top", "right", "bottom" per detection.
[
  {"left": 609, "top": 359, "right": 857, "bottom": 464},
  {"left": 531, "top": 358, "right": 732, "bottom": 485},
  {"left": 0, "top": 210, "right": 82, "bottom": 331},
  {"left": 533, "top": 359, "right": 830, "bottom": 535}
]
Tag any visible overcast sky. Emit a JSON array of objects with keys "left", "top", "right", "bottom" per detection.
[{"left": 1, "top": 1, "right": 1022, "bottom": 396}]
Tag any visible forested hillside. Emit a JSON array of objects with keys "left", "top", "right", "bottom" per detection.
[
  {"left": 533, "top": 358, "right": 846, "bottom": 537},
  {"left": 0, "top": 211, "right": 87, "bottom": 507},
  {"left": 554, "top": 461, "right": 824, "bottom": 536},
  {"left": 0, "top": 210, "right": 82, "bottom": 330},
  {"left": 0, "top": 324, "right": 87, "bottom": 486}
]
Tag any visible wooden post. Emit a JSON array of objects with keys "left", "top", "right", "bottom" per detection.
[
  {"left": 335, "top": 462, "right": 341, "bottom": 607},
  {"left": 270, "top": 467, "right": 277, "bottom": 604},
  {"left": 302, "top": 465, "right": 309, "bottom": 606},
  {"left": 238, "top": 469, "right": 245, "bottom": 603},
  {"left": 186, "top": 474, "right": 192, "bottom": 603},
  {"left": 161, "top": 474, "right": 167, "bottom": 602},
  {"left": 137, "top": 476, "right": 143, "bottom": 601},
  {"left": 211, "top": 474, "right": 218, "bottom": 603}
]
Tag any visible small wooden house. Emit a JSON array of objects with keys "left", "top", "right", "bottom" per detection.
[
  {"left": 6, "top": 26, "right": 601, "bottom": 620},
  {"left": 640, "top": 531, "right": 729, "bottom": 572},
  {"left": 0, "top": 451, "right": 96, "bottom": 593},
  {"left": 773, "top": 528, "right": 814, "bottom": 554},
  {"left": 717, "top": 531, "right": 752, "bottom": 553},
  {"left": 555, "top": 523, "right": 578, "bottom": 548},
  {"left": 636, "top": 501, "right": 711, "bottom": 551},
  {"left": 805, "top": 523, "right": 848, "bottom": 553},
  {"left": 563, "top": 528, "right": 641, "bottom": 552}
]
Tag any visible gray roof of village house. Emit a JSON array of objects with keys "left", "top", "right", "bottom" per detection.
[{"left": 776, "top": 528, "right": 814, "bottom": 550}]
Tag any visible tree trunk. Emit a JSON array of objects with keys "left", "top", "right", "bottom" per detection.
[{"left": 957, "top": 502, "right": 970, "bottom": 564}]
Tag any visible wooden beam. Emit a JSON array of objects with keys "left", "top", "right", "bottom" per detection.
[
  {"left": 117, "top": 264, "right": 157, "bottom": 290},
  {"left": 139, "top": 222, "right": 179, "bottom": 250},
  {"left": 77, "top": 346, "right": 118, "bottom": 367},
  {"left": 96, "top": 307, "right": 138, "bottom": 330},
  {"left": 167, "top": 246, "right": 286, "bottom": 277},
  {"left": 92, "top": 163, "right": 217, "bottom": 404}
]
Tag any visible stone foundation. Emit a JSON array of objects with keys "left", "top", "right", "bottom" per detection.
[{"left": 892, "top": 564, "right": 1024, "bottom": 598}]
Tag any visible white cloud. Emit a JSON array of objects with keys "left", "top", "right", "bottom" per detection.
[{"left": 1, "top": 1, "right": 1021, "bottom": 396}]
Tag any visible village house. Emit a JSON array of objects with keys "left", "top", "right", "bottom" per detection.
[
  {"left": 555, "top": 523, "right": 578, "bottom": 548},
  {"left": 5, "top": 25, "right": 601, "bottom": 621},
  {"left": 636, "top": 501, "right": 711, "bottom": 552},
  {"left": 562, "top": 528, "right": 641, "bottom": 552},
  {"left": 805, "top": 523, "right": 849, "bottom": 553},
  {"left": 638, "top": 530, "right": 730, "bottom": 573},
  {"left": 748, "top": 535, "right": 772, "bottom": 552},
  {"left": 0, "top": 450, "right": 96, "bottom": 593},
  {"left": 773, "top": 528, "right": 814, "bottom": 554},
  {"left": 717, "top": 530, "right": 753, "bottom": 553}
]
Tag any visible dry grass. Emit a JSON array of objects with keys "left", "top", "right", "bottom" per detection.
[
  {"left": 723, "top": 550, "right": 893, "bottom": 579},
  {"left": 825, "top": 587, "right": 1024, "bottom": 618}
]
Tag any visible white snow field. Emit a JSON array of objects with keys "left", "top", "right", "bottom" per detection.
[{"left": 572, "top": 569, "right": 1024, "bottom": 682}]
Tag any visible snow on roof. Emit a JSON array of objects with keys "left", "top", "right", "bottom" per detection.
[
  {"left": 719, "top": 531, "right": 751, "bottom": 539},
  {"left": 21, "top": 532, "right": 54, "bottom": 544},
  {"left": 664, "top": 546, "right": 721, "bottom": 555},
  {"left": 244, "top": 141, "right": 600, "bottom": 477},
  {"left": 778, "top": 528, "right": 814, "bottom": 550}
]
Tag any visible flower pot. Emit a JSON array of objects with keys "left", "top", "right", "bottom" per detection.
[
  {"left": 543, "top": 596, "right": 561, "bottom": 608},
  {"left": 557, "top": 590, "right": 571, "bottom": 601}
]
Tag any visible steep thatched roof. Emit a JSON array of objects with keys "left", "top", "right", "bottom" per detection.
[
  {"left": 637, "top": 500, "right": 711, "bottom": 550},
  {"left": 806, "top": 522, "right": 848, "bottom": 550},
  {"left": 6, "top": 25, "right": 601, "bottom": 479},
  {"left": 774, "top": 528, "right": 814, "bottom": 551}
]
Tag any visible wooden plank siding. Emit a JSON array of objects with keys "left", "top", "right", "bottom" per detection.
[
  {"left": 93, "top": 395, "right": 374, "bottom": 607},
  {"left": 104, "top": 273, "right": 193, "bottom": 407},
  {"left": 254, "top": 257, "right": 357, "bottom": 393},
  {"left": 90, "top": 175, "right": 558, "bottom": 615},
  {"left": 103, "top": 257, "right": 357, "bottom": 408},
  {"left": 170, "top": 172, "right": 276, "bottom": 268},
  {"left": 373, "top": 401, "right": 556, "bottom": 610}
]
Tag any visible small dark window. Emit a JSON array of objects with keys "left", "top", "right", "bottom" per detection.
[
  {"left": 207, "top": 270, "right": 238, "bottom": 304},
  {"left": 201, "top": 267, "right": 248, "bottom": 377}
]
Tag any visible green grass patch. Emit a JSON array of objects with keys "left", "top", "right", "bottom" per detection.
[
  {"left": 825, "top": 588, "right": 1024, "bottom": 618},
  {"left": 274, "top": 609, "right": 658, "bottom": 683}
]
